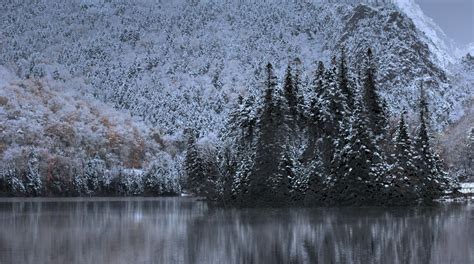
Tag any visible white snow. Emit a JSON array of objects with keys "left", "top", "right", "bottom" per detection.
[
  {"left": 394, "top": 0, "right": 459, "bottom": 67},
  {"left": 460, "top": 183, "right": 474, "bottom": 194},
  {"left": 0, "top": 66, "right": 14, "bottom": 88}
]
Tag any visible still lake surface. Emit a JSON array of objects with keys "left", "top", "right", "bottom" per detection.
[{"left": 0, "top": 197, "right": 472, "bottom": 264}]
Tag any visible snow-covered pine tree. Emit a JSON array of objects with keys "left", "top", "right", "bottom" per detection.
[
  {"left": 321, "top": 67, "right": 350, "bottom": 182},
  {"left": 302, "top": 61, "right": 326, "bottom": 162},
  {"left": 217, "top": 142, "right": 238, "bottom": 204},
  {"left": 329, "top": 98, "right": 385, "bottom": 205},
  {"left": 144, "top": 161, "right": 165, "bottom": 195},
  {"left": 144, "top": 153, "right": 179, "bottom": 196},
  {"left": 232, "top": 95, "right": 258, "bottom": 150},
  {"left": 387, "top": 111, "right": 419, "bottom": 204},
  {"left": 248, "top": 63, "right": 289, "bottom": 206},
  {"left": 73, "top": 172, "right": 88, "bottom": 196},
  {"left": 292, "top": 57, "right": 306, "bottom": 124},
  {"left": 0, "top": 165, "right": 25, "bottom": 195},
  {"left": 466, "top": 128, "right": 474, "bottom": 180},
  {"left": 84, "top": 155, "right": 106, "bottom": 195},
  {"left": 361, "top": 48, "right": 388, "bottom": 141},
  {"left": 337, "top": 47, "right": 354, "bottom": 110},
  {"left": 283, "top": 64, "right": 299, "bottom": 127},
  {"left": 220, "top": 93, "right": 258, "bottom": 204},
  {"left": 288, "top": 155, "right": 307, "bottom": 205},
  {"left": 200, "top": 143, "right": 221, "bottom": 200},
  {"left": 273, "top": 145, "right": 295, "bottom": 206},
  {"left": 414, "top": 84, "right": 448, "bottom": 202},
  {"left": 184, "top": 129, "right": 207, "bottom": 196},
  {"left": 231, "top": 153, "right": 253, "bottom": 206},
  {"left": 303, "top": 156, "right": 325, "bottom": 206},
  {"left": 25, "top": 151, "right": 43, "bottom": 196}
]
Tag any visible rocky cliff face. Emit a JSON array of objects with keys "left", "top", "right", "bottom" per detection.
[{"left": 0, "top": 0, "right": 471, "bottom": 136}]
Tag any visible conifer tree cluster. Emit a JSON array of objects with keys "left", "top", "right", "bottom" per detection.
[{"left": 183, "top": 48, "right": 454, "bottom": 207}]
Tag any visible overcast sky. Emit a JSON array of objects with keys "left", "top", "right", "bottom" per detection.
[{"left": 416, "top": 0, "right": 473, "bottom": 46}]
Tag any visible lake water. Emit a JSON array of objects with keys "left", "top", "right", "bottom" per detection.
[{"left": 0, "top": 198, "right": 472, "bottom": 264}]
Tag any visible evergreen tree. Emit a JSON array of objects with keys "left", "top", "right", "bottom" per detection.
[
  {"left": 303, "top": 157, "right": 325, "bottom": 206},
  {"left": 223, "top": 93, "right": 258, "bottom": 205},
  {"left": 218, "top": 142, "right": 238, "bottom": 204},
  {"left": 466, "top": 128, "right": 474, "bottom": 180},
  {"left": 329, "top": 99, "right": 384, "bottom": 205},
  {"left": 302, "top": 61, "right": 326, "bottom": 162},
  {"left": 292, "top": 57, "right": 306, "bottom": 124},
  {"left": 414, "top": 84, "right": 446, "bottom": 201},
  {"left": 1, "top": 166, "right": 24, "bottom": 195},
  {"left": 313, "top": 61, "right": 326, "bottom": 98},
  {"left": 184, "top": 129, "right": 207, "bottom": 196},
  {"left": 387, "top": 111, "right": 419, "bottom": 204},
  {"left": 227, "top": 95, "right": 257, "bottom": 149},
  {"left": 337, "top": 47, "right": 353, "bottom": 109},
  {"left": 84, "top": 155, "right": 105, "bottom": 195},
  {"left": 248, "top": 63, "right": 288, "bottom": 206},
  {"left": 144, "top": 160, "right": 166, "bottom": 195},
  {"left": 273, "top": 145, "right": 294, "bottom": 206},
  {"left": 283, "top": 64, "right": 299, "bottom": 125},
  {"left": 25, "top": 151, "right": 42, "bottom": 196},
  {"left": 361, "top": 48, "right": 387, "bottom": 140},
  {"left": 319, "top": 67, "right": 349, "bottom": 178},
  {"left": 201, "top": 144, "right": 221, "bottom": 200},
  {"left": 73, "top": 172, "right": 88, "bottom": 195},
  {"left": 144, "top": 153, "right": 179, "bottom": 196}
]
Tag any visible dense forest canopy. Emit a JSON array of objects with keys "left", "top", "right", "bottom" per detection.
[{"left": 185, "top": 49, "right": 457, "bottom": 206}]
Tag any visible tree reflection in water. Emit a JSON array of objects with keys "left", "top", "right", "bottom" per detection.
[{"left": 0, "top": 198, "right": 472, "bottom": 264}]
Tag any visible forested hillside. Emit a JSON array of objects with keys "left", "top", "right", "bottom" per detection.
[
  {"left": 1, "top": 0, "right": 470, "bottom": 136},
  {"left": 0, "top": 67, "right": 181, "bottom": 196},
  {"left": 0, "top": 0, "right": 472, "bottom": 199}
]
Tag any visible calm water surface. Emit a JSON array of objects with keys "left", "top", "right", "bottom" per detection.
[{"left": 0, "top": 197, "right": 472, "bottom": 264}]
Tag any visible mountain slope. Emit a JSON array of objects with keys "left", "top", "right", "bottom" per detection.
[
  {"left": 0, "top": 0, "right": 470, "bottom": 137},
  {"left": 394, "top": 0, "right": 459, "bottom": 66},
  {"left": 0, "top": 66, "right": 184, "bottom": 195}
]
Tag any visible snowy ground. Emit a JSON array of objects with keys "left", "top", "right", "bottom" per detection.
[{"left": 459, "top": 182, "right": 474, "bottom": 194}]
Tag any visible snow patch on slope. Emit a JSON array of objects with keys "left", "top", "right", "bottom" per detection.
[
  {"left": 394, "top": 0, "right": 458, "bottom": 67},
  {"left": 0, "top": 66, "right": 14, "bottom": 88},
  {"left": 461, "top": 43, "right": 474, "bottom": 56}
]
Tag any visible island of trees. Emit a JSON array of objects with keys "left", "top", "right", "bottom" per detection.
[{"left": 185, "top": 48, "right": 457, "bottom": 206}]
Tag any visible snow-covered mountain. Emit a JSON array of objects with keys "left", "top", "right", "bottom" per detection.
[
  {"left": 0, "top": 0, "right": 471, "bottom": 137},
  {"left": 393, "top": 0, "right": 459, "bottom": 66}
]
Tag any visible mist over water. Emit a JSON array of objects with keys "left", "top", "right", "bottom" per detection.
[{"left": 0, "top": 198, "right": 472, "bottom": 264}]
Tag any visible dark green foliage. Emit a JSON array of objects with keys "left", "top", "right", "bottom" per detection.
[
  {"left": 214, "top": 56, "right": 452, "bottom": 207},
  {"left": 84, "top": 156, "right": 105, "bottom": 194},
  {"left": 184, "top": 129, "right": 207, "bottom": 196},
  {"left": 319, "top": 67, "right": 350, "bottom": 178},
  {"left": 362, "top": 48, "right": 388, "bottom": 140},
  {"left": 248, "top": 63, "right": 289, "bottom": 206},
  {"left": 302, "top": 61, "right": 326, "bottom": 162},
  {"left": 329, "top": 100, "right": 384, "bottom": 205},
  {"left": 0, "top": 166, "right": 24, "bottom": 196},
  {"left": 24, "top": 151, "right": 43, "bottom": 196},
  {"left": 292, "top": 58, "right": 306, "bottom": 123},
  {"left": 465, "top": 128, "right": 474, "bottom": 180},
  {"left": 272, "top": 146, "right": 294, "bottom": 206},
  {"left": 283, "top": 64, "right": 299, "bottom": 123},
  {"left": 337, "top": 48, "right": 353, "bottom": 110},
  {"left": 386, "top": 111, "right": 419, "bottom": 204},
  {"left": 218, "top": 143, "right": 238, "bottom": 204},
  {"left": 303, "top": 158, "right": 325, "bottom": 206},
  {"left": 414, "top": 84, "right": 448, "bottom": 201}
]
